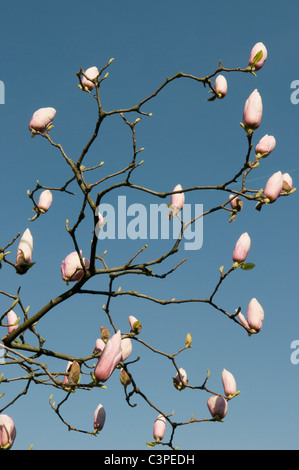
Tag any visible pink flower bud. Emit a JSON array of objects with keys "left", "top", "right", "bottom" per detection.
[
  {"left": 37, "top": 190, "right": 53, "bottom": 213},
  {"left": 94, "top": 403, "right": 106, "bottom": 431},
  {"left": 255, "top": 134, "right": 276, "bottom": 158},
  {"left": 232, "top": 232, "right": 251, "bottom": 264},
  {"left": 129, "top": 315, "right": 142, "bottom": 334},
  {"left": 242, "top": 89, "right": 263, "bottom": 131},
  {"left": 173, "top": 367, "right": 188, "bottom": 390},
  {"left": 0, "top": 414, "right": 16, "bottom": 450},
  {"left": 29, "top": 107, "right": 56, "bottom": 134},
  {"left": 61, "top": 250, "right": 90, "bottom": 283},
  {"left": 246, "top": 298, "right": 264, "bottom": 333},
  {"left": 16, "top": 228, "right": 34, "bottom": 274},
  {"left": 7, "top": 310, "right": 19, "bottom": 334},
  {"left": 263, "top": 171, "right": 283, "bottom": 202},
  {"left": 207, "top": 396, "right": 228, "bottom": 420},
  {"left": 282, "top": 173, "right": 293, "bottom": 191},
  {"left": 120, "top": 337, "right": 132, "bottom": 362},
  {"left": 222, "top": 369, "right": 237, "bottom": 398},
  {"left": 63, "top": 361, "right": 73, "bottom": 384},
  {"left": 169, "top": 184, "right": 185, "bottom": 219},
  {"left": 94, "top": 330, "right": 122, "bottom": 382},
  {"left": 153, "top": 414, "right": 166, "bottom": 441},
  {"left": 98, "top": 212, "right": 104, "bottom": 229},
  {"left": 229, "top": 194, "right": 243, "bottom": 211},
  {"left": 81, "top": 66, "right": 99, "bottom": 91},
  {"left": 62, "top": 361, "right": 80, "bottom": 387},
  {"left": 249, "top": 42, "right": 268, "bottom": 70},
  {"left": 94, "top": 338, "right": 106, "bottom": 354},
  {"left": 214, "top": 75, "right": 227, "bottom": 98}
]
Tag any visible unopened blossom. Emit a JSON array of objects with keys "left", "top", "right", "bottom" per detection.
[
  {"left": 98, "top": 212, "right": 105, "bottom": 229},
  {"left": 247, "top": 298, "right": 264, "bottom": 333},
  {"left": 153, "top": 414, "right": 166, "bottom": 441},
  {"left": 237, "top": 298, "right": 264, "bottom": 334},
  {"left": 249, "top": 42, "right": 268, "bottom": 70},
  {"left": 100, "top": 326, "right": 110, "bottom": 343},
  {"left": 129, "top": 315, "right": 142, "bottom": 334},
  {"left": 94, "top": 338, "right": 106, "bottom": 354},
  {"left": 169, "top": 184, "right": 185, "bottom": 219},
  {"left": 16, "top": 228, "right": 34, "bottom": 274},
  {"left": 214, "top": 75, "right": 227, "bottom": 98},
  {"left": 7, "top": 310, "right": 19, "bottom": 334},
  {"left": 263, "top": 171, "right": 283, "bottom": 202},
  {"left": 0, "top": 414, "right": 16, "bottom": 450},
  {"left": 120, "top": 337, "right": 132, "bottom": 362},
  {"left": 63, "top": 361, "right": 80, "bottom": 386},
  {"left": 37, "top": 190, "right": 53, "bottom": 213},
  {"left": 242, "top": 89, "right": 263, "bottom": 132},
  {"left": 173, "top": 367, "right": 188, "bottom": 390},
  {"left": 63, "top": 361, "right": 72, "bottom": 384},
  {"left": 229, "top": 194, "right": 243, "bottom": 212},
  {"left": 94, "top": 330, "right": 122, "bottom": 382},
  {"left": 61, "top": 250, "right": 90, "bottom": 283},
  {"left": 255, "top": 134, "right": 276, "bottom": 158},
  {"left": 233, "top": 232, "right": 251, "bottom": 264},
  {"left": 222, "top": 369, "right": 237, "bottom": 398},
  {"left": 94, "top": 403, "right": 106, "bottom": 431},
  {"left": 29, "top": 107, "right": 56, "bottom": 134},
  {"left": 207, "top": 396, "right": 228, "bottom": 420},
  {"left": 81, "top": 66, "right": 99, "bottom": 91},
  {"left": 282, "top": 173, "right": 293, "bottom": 191}
]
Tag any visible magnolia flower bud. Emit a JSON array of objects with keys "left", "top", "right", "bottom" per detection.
[
  {"left": 249, "top": 42, "right": 268, "bottom": 70},
  {"left": 66, "top": 361, "right": 81, "bottom": 387},
  {"left": 222, "top": 369, "right": 237, "bottom": 398},
  {"left": 242, "top": 89, "right": 263, "bottom": 132},
  {"left": 237, "top": 298, "right": 264, "bottom": 334},
  {"left": 81, "top": 66, "right": 99, "bottom": 91},
  {"left": 29, "top": 107, "right": 56, "bottom": 134},
  {"left": 153, "top": 414, "right": 166, "bottom": 441},
  {"left": 120, "top": 368, "right": 132, "bottom": 388},
  {"left": 229, "top": 194, "right": 243, "bottom": 212},
  {"left": 0, "top": 414, "right": 16, "bottom": 450},
  {"left": 282, "top": 173, "right": 293, "bottom": 192},
  {"left": 63, "top": 361, "right": 72, "bottom": 384},
  {"left": 263, "top": 171, "right": 283, "bottom": 202},
  {"left": 98, "top": 212, "right": 105, "bottom": 229},
  {"left": 94, "top": 330, "right": 122, "bottom": 382},
  {"left": 207, "top": 396, "right": 228, "bottom": 420},
  {"left": 16, "top": 228, "right": 34, "bottom": 275},
  {"left": 169, "top": 184, "right": 185, "bottom": 219},
  {"left": 128, "top": 315, "right": 142, "bottom": 334},
  {"left": 94, "top": 338, "right": 106, "bottom": 354},
  {"left": 61, "top": 250, "right": 90, "bottom": 283},
  {"left": 214, "top": 75, "right": 227, "bottom": 98},
  {"left": 37, "top": 190, "right": 53, "bottom": 213},
  {"left": 247, "top": 298, "right": 264, "bottom": 333},
  {"left": 120, "top": 337, "right": 132, "bottom": 362},
  {"left": 255, "top": 134, "right": 276, "bottom": 158},
  {"left": 100, "top": 326, "right": 110, "bottom": 343},
  {"left": 173, "top": 368, "right": 188, "bottom": 390},
  {"left": 232, "top": 232, "right": 251, "bottom": 264},
  {"left": 7, "top": 310, "right": 19, "bottom": 334},
  {"left": 93, "top": 403, "right": 106, "bottom": 431}
]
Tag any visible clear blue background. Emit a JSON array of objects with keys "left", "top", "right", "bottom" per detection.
[{"left": 0, "top": 0, "right": 298, "bottom": 450}]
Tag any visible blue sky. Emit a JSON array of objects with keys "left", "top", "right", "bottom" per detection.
[{"left": 0, "top": 0, "right": 299, "bottom": 450}]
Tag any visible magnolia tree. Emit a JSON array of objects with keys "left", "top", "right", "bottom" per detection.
[{"left": 0, "top": 42, "right": 295, "bottom": 450}]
